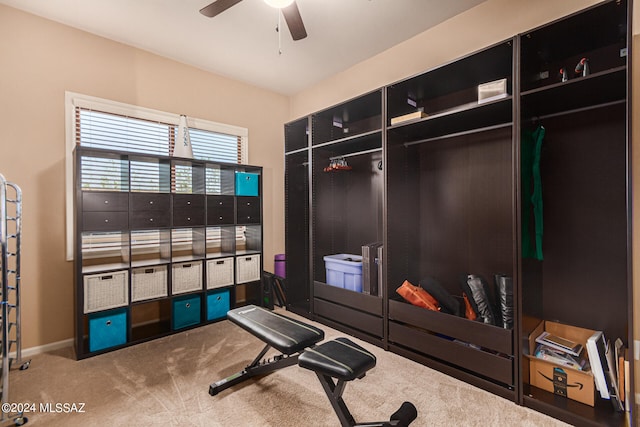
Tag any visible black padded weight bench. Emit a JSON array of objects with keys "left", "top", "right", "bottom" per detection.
[
  {"left": 299, "top": 337, "right": 417, "bottom": 427},
  {"left": 209, "top": 304, "right": 324, "bottom": 396}
]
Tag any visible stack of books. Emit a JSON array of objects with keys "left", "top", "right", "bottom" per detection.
[{"left": 534, "top": 332, "right": 588, "bottom": 371}]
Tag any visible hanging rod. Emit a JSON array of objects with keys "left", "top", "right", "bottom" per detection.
[
  {"left": 528, "top": 99, "right": 626, "bottom": 122},
  {"left": 403, "top": 122, "right": 512, "bottom": 148},
  {"left": 329, "top": 147, "right": 382, "bottom": 160}
]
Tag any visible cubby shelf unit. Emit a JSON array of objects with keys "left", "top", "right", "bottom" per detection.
[{"left": 74, "top": 146, "right": 263, "bottom": 359}]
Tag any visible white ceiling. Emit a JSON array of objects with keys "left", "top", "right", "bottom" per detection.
[{"left": 0, "top": 0, "right": 486, "bottom": 95}]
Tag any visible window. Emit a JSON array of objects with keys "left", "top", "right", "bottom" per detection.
[{"left": 65, "top": 92, "right": 249, "bottom": 260}]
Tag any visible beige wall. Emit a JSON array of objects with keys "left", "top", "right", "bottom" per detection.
[{"left": 0, "top": 5, "right": 288, "bottom": 349}]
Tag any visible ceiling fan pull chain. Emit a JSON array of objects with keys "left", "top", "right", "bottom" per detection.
[{"left": 278, "top": 11, "right": 282, "bottom": 55}]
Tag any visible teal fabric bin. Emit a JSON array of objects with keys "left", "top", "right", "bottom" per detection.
[
  {"left": 207, "top": 288, "right": 230, "bottom": 321},
  {"left": 235, "top": 172, "right": 259, "bottom": 196},
  {"left": 172, "top": 295, "right": 201, "bottom": 330},
  {"left": 89, "top": 308, "right": 127, "bottom": 352}
]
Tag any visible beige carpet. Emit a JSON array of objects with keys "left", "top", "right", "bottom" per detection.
[{"left": 7, "top": 309, "right": 568, "bottom": 426}]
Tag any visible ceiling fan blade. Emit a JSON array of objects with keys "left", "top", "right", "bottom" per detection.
[
  {"left": 282, "top": 1, "right": 307, "bottom": 41},
  {"left": 199, "top": 0, "right": 243, "bottom": 18}
]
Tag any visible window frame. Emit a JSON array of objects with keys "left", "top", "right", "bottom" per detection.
[{"left": 65, "top": 91, "right": 249, "bottom": 261}]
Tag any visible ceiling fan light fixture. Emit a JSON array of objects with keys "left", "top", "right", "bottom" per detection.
[{"left": 264, "top": 0, "right": 294, "bottom": 9}]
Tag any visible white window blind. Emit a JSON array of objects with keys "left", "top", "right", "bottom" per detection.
[
  {"left": 65, "top": 92, "right": 249, "bottom": 260},
  {"left": 76, "top": 108, "right": 242, "bottom": 165},
  {"left": 78, "top": 109, "right": 171, "bottom": 156}
]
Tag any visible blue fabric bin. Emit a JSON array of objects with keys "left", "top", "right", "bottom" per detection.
[
  {"left": 89, "top": 308, "right": 127, "bottom": 352},
  {"left": 207, "top": 288, "right": 230, "bottom": 321},
  {"left": 235, "top": 172, "right": 259, "bottom": 196},
  {"left": 172, "top": 294, "right": 201, "bottom": 330}
]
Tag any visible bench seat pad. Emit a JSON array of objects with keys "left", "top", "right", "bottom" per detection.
[
  {"left": 298, "top": 337, "right": 376, "bottom": 381},
  {"left": 227, "top": 305, "right": 324, "bottom": 355}
]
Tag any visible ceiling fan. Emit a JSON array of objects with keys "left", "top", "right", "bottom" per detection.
[{"left": 200, "top": 0, "right": 308, "bottom": 41}]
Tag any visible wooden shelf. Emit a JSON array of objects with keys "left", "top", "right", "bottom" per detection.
[
  {"left": 523, "top": 385, "right": 629, "bottom": 427},
  {"left": 75, "top": 147, "right": 264, "bottom": 359},
  {"left": 387, "top": 96, "right": 512, "bottom": 144},
  {"left": 520, "top": 67, "right": 626, "bottom": 119}
]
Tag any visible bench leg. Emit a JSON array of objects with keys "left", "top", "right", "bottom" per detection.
[
  {"left": 314, "top": 373, "right": 417, "bottom": 427},
  {"left": 315, "top": 373, "right": 355, "bottom": 427},
  {"left": 209, "top": 343, "right": 300, "bottom": 396}
]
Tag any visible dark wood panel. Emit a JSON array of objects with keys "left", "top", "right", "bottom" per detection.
[
  {"left": 312, "top": 150, "right": 383, "bottom": 283},
  {"left": 314, "top": 298, "right": 383, "bottom": 338},
  {"left": 82, "top": 211, "right": 128, "bottom": 231},
  {"left": 236, "top": 197, "right": 261, "bottom": 224},
  {"left": 172, "top": 208, "right": 205, "bottom": 227},
  {"left": 520, "top": 68, "right": 626, "bottom": 118},
  {"left": 207, "top": 195, "right": 235, "bottom": 225},
  {"left": 285, "top": 117, "right": 309, "bottom": 153},
  {"left": 523, "top": 389, "right": 627, "bottom": 427},
  {"left": 130, "top": 211, "right": 170, "bottom": 229},
  {"left": 172, "top": 194, "right": 205, "bottom": 209},
  {"left": 314, "top": 281, "right": 382, "bottom": 315},
  {"left": 389, "top": 322, "right": 513, "bottom": 385},
  {"left": 388, "top": 299, "right": 512, "bottom": 354},
  {"left": 420, "top": 128, "right": 513, "bottom": 284},
  {"left": 387, "top": 97, "right": 512, "bottom": 143},
  {"left": 312, "top": 90, "right": 382, "bottom": 146},
  {"left": 387, "top": 41, "right": 513, "bottom": 117},
  {"left": 313, "top": 316, "right": 384, "bottom": 349},
  {"left": 533, "top": 104, "right": 627, "bottom": 340},
  {"left": 389, "top": 344, "right": 515, "bottom": 401},
  {"left": 83, "top": 192, "right": 129, "bottom": 211},
  {"left": 520, "top": 0, "right": 627, "bottom": 93},
  {"left": 130, "top": 193, "right": 170, "bottom": 211},
  {"left": 285, "top": 151, "right": 311, "bottom": 311}
]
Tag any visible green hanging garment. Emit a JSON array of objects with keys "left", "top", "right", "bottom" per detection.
[{"left": 521, "top": 125, "right": 545, "bottom": 261}]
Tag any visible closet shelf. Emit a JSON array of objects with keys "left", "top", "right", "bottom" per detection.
[
  {"left": 521, "top": 66, "right": 626, "bottom": 118},
  {"left": 311, "top": 130, "right": 382, "bottom": 158},
  {"left": 312, "top": 129, "right": 382, "bottom": 149},
  {"left": 387, "top": 96, "right": 512, "bottom": 144}
]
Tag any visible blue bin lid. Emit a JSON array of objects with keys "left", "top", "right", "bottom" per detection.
[{"left": 323, "top": 254, "right": 362, "bottom": 265}]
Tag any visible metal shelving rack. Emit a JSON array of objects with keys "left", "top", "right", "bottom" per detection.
[{"left": 0, "top": 173, "right": 29, "bottom": 426}]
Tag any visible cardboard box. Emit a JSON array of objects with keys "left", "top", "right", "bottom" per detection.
[{"left": 527, "top": 320, "right": 596, "bottom": 406}]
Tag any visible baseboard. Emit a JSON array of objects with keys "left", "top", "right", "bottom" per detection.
[{"left": 9, "top": 338, "right": 73, "bottom": 360}]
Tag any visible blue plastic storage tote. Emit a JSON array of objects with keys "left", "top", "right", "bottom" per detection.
[{"left": 323, "top": 254, "right": 363, "bottom": 293}]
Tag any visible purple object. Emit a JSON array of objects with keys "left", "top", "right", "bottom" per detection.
[{"left": 274, "top": 254, "right": 286, "bottom": 278}]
